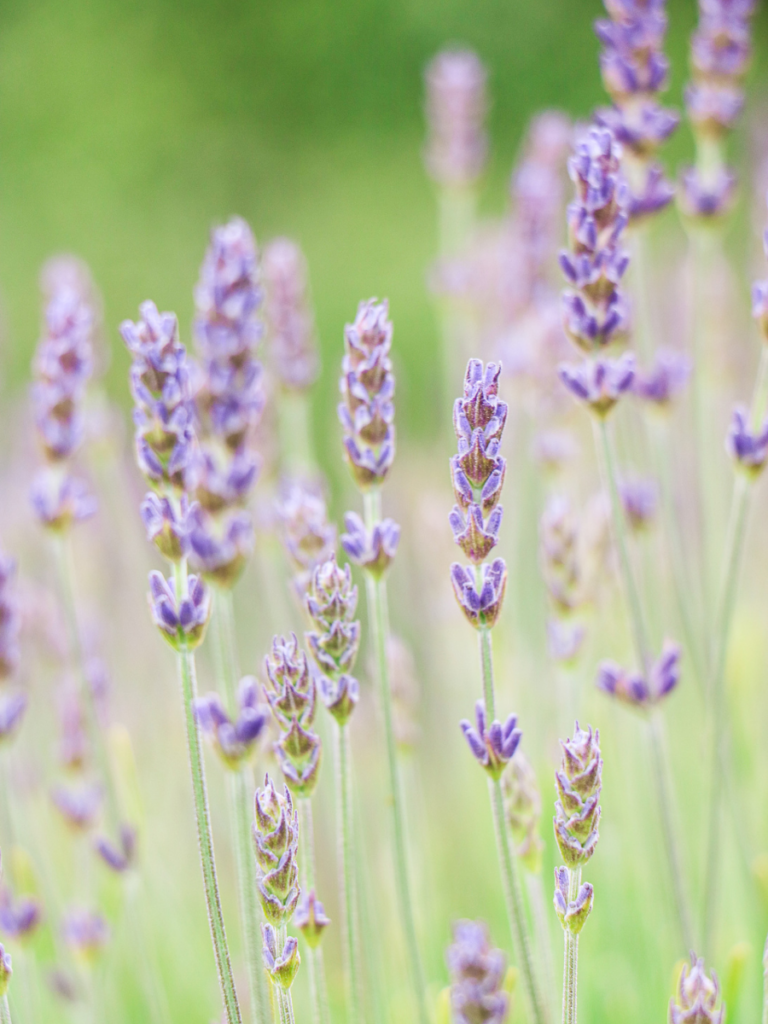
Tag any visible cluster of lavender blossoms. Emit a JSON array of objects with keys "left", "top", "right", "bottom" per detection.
[
  {"left": 446, "top": 920, "right": 509, "bottom": 1024},
  {"left": 304, "top": 556, "right": 361, "bottom": 725},
  {"left": 30, "top": 260, "right": 98, "bottom": 530},
  {"left": 669, "top": 955, "right": 725, "bottom": 1024},
  {"left": 597, "top": 640, "right": 681, "bottom": 709},
  {"left": 559, "top": 126, "right": 635, "bottom": 416},
  {"left": 188, "top": 218, "right": 264, "bottom": 586},
  {"left": 595, "top": 0, "right": 679, "bottom": 220},
  {"left": 424, "top": 50, "right": 488, "bottom": 189},
  {"left": 263, "top": 237, "right": 320, "bottom": 393},
  {"left": 194, "top": 676, "right": 269, "bottom": 770},
  {"left": 264, "top": 634, "right": 322, "bottom": 794},
  {"left": 681, "top": 0, "right": 756, "bottom": 217}
]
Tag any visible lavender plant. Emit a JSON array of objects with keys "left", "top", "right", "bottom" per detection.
[{"left": 446, "top": 920, "right": 509, "bottom": 1024}]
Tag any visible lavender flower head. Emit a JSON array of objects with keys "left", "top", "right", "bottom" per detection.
[
  {"left": 148, "top": 570, "right": 211, "bottom": 651},
  {"left": 262, "top": 923, "right": 301, "bottom": 991},
  {"left": 502, "top": 751, "right": 544, "bottom": 872},
  {"left": 263, "top": 634, "right": 322, "bottom": 794},
  {"left": 594, "top": 0, "right": 679, "bottom": 219},
  {"left": 293, "top": 889, "right": 330, "bottom": 949},
  {"left": 62, "top": 908, "right": 109, "bottom": 962},
  {"left": 51, "top": 782, "right": 103, "bottom": 832},
  {"left": 560, "top": 126, "right": 630, "bottom": 351},
  {"left": 554, "top": 865, "right": 595, "bottom": 935},
  {"left": 424, "top": 49, "right": 488, "bottom": 188},
  {"left": 140, "top": 493, "right": 197, "bottom": 563},
  {"left": 632, "top": 347, "right": 691, "bottom": 407},
  {"left": 94, "top": 824, "right": 137, "bottom": 874},
  {"left": 597, "top": 640, "right": 681, "bottom": 709},
  {"left": 727, "top": 406, "right": 768, "bottom": 477},
  {"left": 0, "top": 555, "right": 20, "bottom": 681},
  {"left": 252, "top": 775, "right": 301, "bottom": 926},
  {"left": 341, "top": 511, "right": 400, "bottom": 579},
  {"left": 0, "top": 890, "right": 41, "bottom": 943},
  {"left": 338, "top": 299, "right": 396, "bottom": 489},
  {"left": 263, "top": 237, "right": 319, "bottom": 392},
  {"left": 461, "top": 700, "right": 522, "bottom": 780},
  {"left": 559, "top": 354, "right": 635, "bottom": 417},
  {"left": 669, "top": 954, "right": 724, "bottom": 1024},
  {"left": 554, "top": 723, "right": 602, "bottom": 867},
  {"left": 195, "top": 676, "right": 269, "bottom": 769},
  {"left": 304, "top": 556, "right": 360, "bottom": 678},
  {"left": 619, "top": 476, "right": 658, "bottom": 530},
  {"left": 446, "top": 920, "right": 509, "bottom": 1024},
  {"left": 277, "top": 477, "right": 337, "bottom": 599}
]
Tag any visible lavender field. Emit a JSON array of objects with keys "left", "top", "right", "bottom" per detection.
[{"left": 0, "top": 1, "right": 767, "bottom": 1023}]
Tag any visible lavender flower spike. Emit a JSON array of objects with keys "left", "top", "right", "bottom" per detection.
[
  {"left": 148, "top": 570, "right": 211, "bottom": 651},
  {"left": 553, "top": 723, "right": 602, "bottom": 867},
  {"left": 261, "top": 923, "right": 301, "bottom": 991},
  {"left": 252, "top": 776, "right": 301, "bottom": 926},
  {"left": 263, "top": 237, "right": 319, "bottom": 392},
  {"left": 559, "top": 354, "right": 635, "bottom": 417},
  {"left": 669, "top": 954, "right": 724, "bottom": 1024},
  {"left": 597, "top": 640, "right": 681, "bottom": 710},
  {"left": 341, "top": 511, "right": 400, "bottom": 578},
  {"left": 446, "top": 920, "right": 509, "bottom": 1024},
  {"left": 727, "top": 406, "right": 768, "bottom": 477},
  {"left": 632, "top": 348, "right": 691, "bottom": 407},
  {"left": 461, "top": 700, "right": 522, "bottom": 780},
  {"left": 554, "top": 865, "right": 595, "bottom": 935},
  {"left": 195, "top": 676, "right": 269, "bottom": 769},
  {"left": 424, "top": 50, "right": 488, "bottom": 188},
  {"left": 277, "top": 477, "right": 337, "bottom": 599},
  {"left": 451, "top": 559, "right": 508, "bottom": 630},
  {"left": 0, "top": 890, "right": 41, "bottom": 942}
]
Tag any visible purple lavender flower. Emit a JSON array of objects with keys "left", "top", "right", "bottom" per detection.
[
  {"left": 338, "top": 299, "right": 396, "bottom": 489},
  {"left": 450, "top": 560, "right": 508, "bottom": 630},
  {"left": 449, "top": 504, "right": 503, "bottom": 564},
  {"left": 560, "top": 126, "right": 630, "bottom": 350},
  {"left": 669, "top": 954, "right": 724, "bottom": 1024},
  {"left": 94, "top": 824, "right": 137, "bottom": 874},
  {"left": 340, "top": 511, "right": 400, "bottom": 578},
  {"left": 0, "top": 692, "right": 27, "bottom": 743},
  {"left": 559, "top": 354, "right": 635, "bottom": 416},
  {"left": 597, "top": 640, "right": 681, "bottom": 709},
  {"left": 277, "top": 477, "right": 337, "bottom": 599},
  {"left": 461, "top": 700, "right": 522, "bottom": 780},
  {"left": 554, "top": 865, "right": 595, "bottom": 935},
  {"left": 752, "top": 216, "right": 768, "bottom": 341},
  {"left": 187, "top": 506, "right": 254, "bottom": 587},
  {"left": 305, "top": 556, "right": 361, "bottom": 677},
  {"left": 263, "top": 238, "right": 319, "bottom": 392},
  {"left": 316, "top": 673, "right": 359, "bottom": 726},
  {"left": 0, "top": 890, "right": 41, "bottom": 942},
  {"left": 632, "top": 347, "right": 691, "bottom": 406},
  {"left": 554, "top": 723, "right": 602, "bottom": 867},
  {"left": 140, "top": 493, "right": 197, "bottom": 563},
  {"left": 619, "top": 476, "right": 658, "bottom": 530},
  {"left": 62, "top": 908, "right": 110, "bottom": 962},
  {"left": 0, "top": 555, "right": 20, "bottom": 681},
  {"left": 195, "top": 676, "right": 269, "bottom": 769},
  {"left": 424, "top": 50, "right": 488, "bottom": 188},
  {"left": 252, "top": 776, "right": 301, "bottom": 926},
  {"left": 726, "top": 406, "right": 768, "bottom": 476},
  {"left": 51, "top": 782, "right": 103, "bottom": 831},
  {"left": 446, "top": 920, "right": 509, "bottom": 1024},
  {"left": 30, "top": 468, "right": 96, "bottom": 531},
  {"left": 293, "top": 889, "right": 330, "bottom": 949},
  {"left": 678, "top": 166, "right": 737, "bottom": 219},
  {"left": 148, "top": 570, "right": 211, "bottom": 651},
  {"left": 263, "top": 635, "right": 322, "bottom": 796},
  {"left": 262, "top": 923, "right": 301, "bottom": 991},
  {"left": 547, "top": 619, "right": 587, "bottom": 663}
]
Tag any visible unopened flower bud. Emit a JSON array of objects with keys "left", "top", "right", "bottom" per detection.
[
  {"left": 461, "top": 701, "right": 522, "bottom": 780},
  {"left": 341, "top": 512, "right": 400, "bottom": 578},
  {"left": 147, "top": 570, "right": 210, "bottom": 651},
  {"left": 252, "top": 776, "right": 301, "bottom": 925},
  {"left": 262, "top": 923, "right": 300, "bottom": 991},
  {"left": 553, "top": 866, "right": 594, "bottom": 935},
  {"left": 669, "top": 954, "right": 724, "bottom": 1024},
  {"left": 450, "top": 559, "right": 507, "bottom": 630},
  {"left": 294, "top": 889, "right": 330, "bottom": 949}
]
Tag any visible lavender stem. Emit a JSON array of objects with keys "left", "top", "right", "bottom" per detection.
[
  {"left": 0, "top": 994, "right": 11, "bottom": 1024},
  {"left": 561, "top": 867, "right": 581, "bottom": 1024},
  {"left": 298, "top": 799, "right": 331, "bottom": 1024},
  {"left": 596, "top": 418, "right": 694, "bottom": 952},
  {"left": 211, "top": 592, "right": 270, "bottom": 1024},
  {"left": 173, "top": 562, "right": 242, "bottom": 1024},
  {"left": 363, "top": 487, "right": 428, "bottom": 1024},
  {"left": 334, "top": 719, "right": 363, "bottom": 1024},
  {"left": 763, "top": 934, "right": 768, "bottom": 1024},
  {"left": 275, "top": 927, "right": 297, "bottom": 1024}
]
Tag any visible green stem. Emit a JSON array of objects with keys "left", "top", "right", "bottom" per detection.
[
  {"left": 561, "top": 868, "right": 581, "bottom": 1024},
  {"left": 174, "top": 562, "right": 241, "bottom": 1024},
  {"left": 298, "top": 799, "right": 331, "bottom": 1024},
  {"left": 363, "top": 488, "right": 428, "bottom": 1024},
  {"left": 479, "top": 629, "right": 546, "bottom": 1024},
  {"left": 335, "top": 720, "right": 363, "bottom": 1024},
  {"left": 278, "top": 391, "right": 316, "bottom": 476},
  {"left": 0, "top": 994, "right": 11, "bottom": 1024},
  {"left": 762, "top": 933, "right": 768, "bottom": 1024}
]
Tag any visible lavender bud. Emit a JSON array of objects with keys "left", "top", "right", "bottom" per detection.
[
  {"left": 140, "top": 492, "right": 196, "bottom": 562},
  {"left": 194, "top": 676, "right": 269, "bottom": 769},
  {"left": 293, "top": 889, "right": 330, "bottom": 949},
  {"left": 264, "top": 635, "right": 316, "bottom": 727},
  {"left": 252, "top": 776, "right": 301, "bottom": 925},
  {"left": 340, "top": 511, "right": 400, "bottom": 578},
  {"left": 0, "top": 890, "right": 42, "bottom": 943},
  {"left": 187, "top": 506, "right": 254, "bottom": 588},
  {"left": 31, "top": 468, "right": 96, "bottom": 531},
  {"left": 261, "top": 923, "right": 301, "bottom": 991},
  {"left": 274, "top": 719, "right": 322, "bottom": 797},
  {"left": 147, "top": 570, "right": 211, "bottom": 651},
  {"left": 461, "top": 700, "right": 522, "bottom": 781},
  {"left": 451, "top": 360, "right": 507, "bottom": 518},
  {"left": 0, "top": 945, "right": 11, "bottom": 996},
  {"left": 338, "top": 299, "right": 396, "bottom": 489},
  {"left": 547, "top": 619, "right": 587, "bottom": 664},
  {"left": 62, "top": 908, "right": 109, "bottom": 962},
  {"left": 727, "top": 406, "right": 768, "bottom": 477},
  {"left": 317, "top": 673, "right": 359, "bottom": 726},
  {"left": 51, "top": 782, "right": 103, "bottom": 832},
  {"left": 424, "top": 50, "right": 488, "bottom": 188},
  {"left": 276, "top": 477, "right": 337, "bottom": 598},
  {"left": 450, "top": 559, "right": 508, "bottom": 630},
  {"left": 449, "top": 504, "right": 503, "bottom": 565},
  {"left": 502, "top": 751, "right": 544, "bottom": 873},
  {"left": 553, "top": 866, "right": 595, "bottom": 935},
  {"left": 553, "top": 722, "right": 602, "bottom": 867},
  {"left": 619, "top": 476, "right": 658, "bottom": 531},
  {"left": 263, "top": 238, "right": 319, "bottom": 392},
  {"left": 632, "top": 348, "right": 691, "bottom": 407},
  {"left": 94, "top": 824, "right": 137, "bottom": 874},
  {"left": 0, "top": 555, "right": 20, "bottom": 681},
  {"left": 669, "top": 954, "right": 724, "bottom": 1024},
  {"left": 597, "top": 640, "right": 681, "bottom": 710},
  {"left": 446, "top": 920, "right": 509, "bottom": 1024},
  {"left": 559, "top": 354, "right": 635, "bottom": 417},
  {"left": 678, "top": 166, "right": 737, "bottom": 220},
  {"left": 305, "top": 556, "right": 360, "bottom": 676},
  {"left": 187, "top": 447, "right": 259, "bottom": 514}
]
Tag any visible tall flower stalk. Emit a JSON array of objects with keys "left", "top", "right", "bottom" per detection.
[
  {"left": 120, "top": 301, "right": 242, "bottom": 1024},
  {"left": 450, "top": 359, "right": 546, "bottom": 1024},
  {"left": 337, "top": 298, "right": 427, "bottom": 1022}
]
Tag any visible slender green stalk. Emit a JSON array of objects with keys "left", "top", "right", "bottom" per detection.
[
  {"left": 335, "top": 719, "right": 363, "bottom": 1023},
  {"left": 596, "top": 418, "right": 694, "bottom": 952},
  {"left": 173, "top": 564, "right": 242, "bottom": 1024},
  {"left": 561, "top": 868, "right": 581, "bottom": 1024},
  {"left": 278, "top": 391, "right": 315, "bottom": 476},
  {"left": 762, "top": 933, "right": 768, "bottom": 1024},
  {"left": 212, "top": 591, "right": 270, "bottom": 1024},
  {"left": 0, "top": 994, "right": 12, "bottom": 1024},
  {"left": 298, "top": 798, "right": 331, "bottom": 1024},
  {"left": 363, "top": 487, "right": 428, "bottom": 1024},
  {"left": 479, "top": 628, "right": 546, "bottom": 1024}
]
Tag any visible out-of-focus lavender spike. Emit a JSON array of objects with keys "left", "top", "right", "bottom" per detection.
[
  {"left": 752, "top": 196, "right": 768, "bottom": 341},
  {"left": 293, "top": 889, "right": 330, "bottom": 949},
  {"left": 727, "top": 406, "right": 768, "bottom": 476},
  {"left": 386, "top": 635, "right": 421, "bottom": 751},
  {"left": 187, "top": 506, "right": 254, "bottom": 588},
  {"left": 424, "top": 50, "right": 488, "bottom": 188},
  {"left": 0, "top": 555, "right": 21, "bottom": 681},
  {"left": 147, "top": 570, "right": 211, "bottom": 651},
  {"left": 553, "top": 723, "right": 602, "bottom": 867},
  {"left": 547, "top": 619, "right": 587, "bottom": 664},
  {"left": 140, "top": 493, "right": 197, "bottom": 563},
  {"left": 669, "top": 954, "right": 725, "bottom": 1024},
  {"left": 502, "top": 751, "right": 544, "bottom": 872},
  {"left": 559, "top": 354, "right": 636, "bottom": 416},
  {"left": 341, "top": 511, "right": 400, "bottom": 578},
  {"left": 597, "top": 640, "right": 681, "bottom": 709},
  {"left": 594, "top": 0, "right": 679, "bottom": 220},
  {"left": 277, "top": 477, "right": 337, "bottom": 599},
  {"left": 62, "top": 908, "right": 110, "bottom": 962},
  {"left": 51, "top": 782, "right": 103, "bottom": 832},
  {"left": 263, "top": 238, "right": 320, "bottom": 392},
  {"left": 619, "top": 476, "right": 658, "bottom": 530},
  {"left": 195, "top": 676, "right": 269, "bottom": 770},
  {"left": 57, "top": 682, "right": 88, "bottom": 770},
  {"left": 0, "top": 889, "right": 42, "bottom": 942},
  {"left": 532, "top": 430, "right": 578, "bottom": 474},
  {"left": 540, "top": 495, "right": 582, "bottom": 614},
  {"left": 678, "top": 166, "right": 737, "bottom": 219},
  {"left": 632, "top": 347, "right": 691, "bottom": 406},
  {"left": 94, "top": 824, "right": 137, "bottom": 874},
  {"left": 338, "top": 298, "right": 396, "bottom": 489},
  {"left": 460, "top": 700, "right": 522, "bottom": 780},
  {"left": 446, "top": 920, "right": 509, "bottom": 1024}
]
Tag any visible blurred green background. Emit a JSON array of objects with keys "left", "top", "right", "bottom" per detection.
[{"left": 0, "top": 0, "right": 765, "bottom": 460}]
